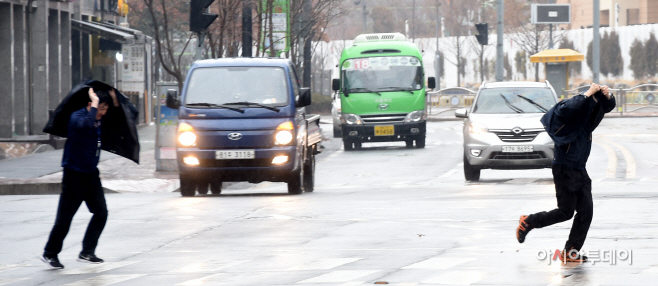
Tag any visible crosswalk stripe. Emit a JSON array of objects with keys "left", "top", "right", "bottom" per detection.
[
  {"left": 60, "top": 261, "right": 138, "bottom": 275},
  {"left": 402, "top": 257, "right": 475, "bottom": 270},
  {"left": 63, "top": 274, "right": 145, "bottom": 286},
  {"left": 287, "top": 258, "right": 361, "bottom": 270},
  {"left": 422, "top": 271, "right": 487, "bottom": 285},
  {"left": 0, "top": 264, "right": 24, "bottom": 272},
  {"left": 174, "top": 260, "right": 250, "bottom": 273},
  {"left": 297, "top": 270, "right": 379, "bottom": 283},
  {"left": 0, "top": 278, "right": 29, "bottom": 286}
]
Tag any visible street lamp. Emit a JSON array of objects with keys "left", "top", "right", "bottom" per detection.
[{"left": 354, "top": 0, "right": 367, "bottom": 33}]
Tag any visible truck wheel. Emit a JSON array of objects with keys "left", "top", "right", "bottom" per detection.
[
  {"left": 354, "top": 141, "right": 362, "bottom": 149},
  {"left": 287, "top": 170, "right": 303, "bottom": 195},
  {"left": 333, "top": 128, "right": 342, "bottom": 138},
  {"left": 343, "top": 140, "right": 353, "bottom": 151},
  {"left": 415, "top": 136, "right": 426, "bottom": 149},
  {"left": 197, "top": 179, "right": 209, "bottom": 195},
  {"left": 405, "top": 139, "right": 414, "bottom": 148},
  {"left": 463, "top": 155, "right": 481, "bottom": 181},
  {"left": 179, "top": 175, "right": 197, "bottom": 197},
  {"left": 210, "top": 180, "right": 222, "bottom": 195},
  {"left": 303, "top": 150, "right": 315, "bottom": 192}
]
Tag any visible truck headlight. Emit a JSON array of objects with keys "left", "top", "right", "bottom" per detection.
[
  {"left": 341, "top": 113, "right": 363, "bottom": 125},
  {"left": 468, "top": 122, "right": 488, "bottom": 134},
  {"left": 178, "top": 122, "right": 197, "bottom": 146},
  {"left": 275, "top": 121, "right": 294, "bottom": 145},
  {"left": 404, "top": 110, "right": 425, "bottom": 122}
]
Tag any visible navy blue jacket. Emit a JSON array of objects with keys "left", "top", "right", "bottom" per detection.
[
  {"left": 62, "top": 107, "right": 102, "bottom": 173},
  {"left": 540, "top": 91, "right": 616, "bottom": 169}
]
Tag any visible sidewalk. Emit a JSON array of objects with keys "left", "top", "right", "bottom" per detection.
[{"left": 0, "top": 123, "right": 180, "bottom": 195}]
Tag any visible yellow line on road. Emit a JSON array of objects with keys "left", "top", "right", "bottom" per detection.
[
  {"left": 596, "top": 135, "right": 637, "bottom": 179},
  {"left": 592, "top": 138, "right": 617, "bottom": 179}
]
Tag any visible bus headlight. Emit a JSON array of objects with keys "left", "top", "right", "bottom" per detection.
[
  {"left": 404, "top": 110, "right": 425, "bottom": 122},
  {"left": 341, "top": 113, "right": 363, "bottom": 125}
]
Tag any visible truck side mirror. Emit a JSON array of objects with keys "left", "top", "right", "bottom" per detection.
[
  {"left": 428, "top": 77, "right": 436, "bottom": 89},
  {"left": 166, "top": 89, "right": 180, "bottom": 109},
  {"left": 297, "top": 87, "right": 312, "bottom": 107},
  {"left": 455, "top": 108, "right": 468, "bottom": 118},
  {"left": 332, "top": 79, "right": 340, "bottom": 91}
]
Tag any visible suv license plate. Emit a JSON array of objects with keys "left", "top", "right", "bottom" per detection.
[
  {"left": 216, "top": 150, "right": 255, "bottom": 160},
  {"left": 374, "top": 125, "right": 395, "bottom": 136},
  {"left": 502, "top": 146, "right": 533, "bottom": 153}
]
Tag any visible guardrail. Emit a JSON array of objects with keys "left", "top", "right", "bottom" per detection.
[
  {"left": 563, "top": 84, "right": 658, "bottom": 116},
  {"left": 427, "top": 87, "right": 477, "bottom": 115}
]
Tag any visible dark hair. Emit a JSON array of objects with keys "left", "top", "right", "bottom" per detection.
[{"left": 94, "top": 89, "right": 114, "bottom": 107}]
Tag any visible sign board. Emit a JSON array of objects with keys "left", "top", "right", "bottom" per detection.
[
  {"left": 261, "top": 0, "right": 290, "bottom": 54},
  {"left": 155, "top": 82, "right": 180, "bottom": 172},
  {"left": 531, "top": 4, "right": 571, "bottom": 24}
]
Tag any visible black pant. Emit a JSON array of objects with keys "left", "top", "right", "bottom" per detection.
[
  {"left": 527, "top": 164, "right": 593, "bottom": 251},
  {"left": 44, "top": 168, "right": 108, "bottom": 257}
]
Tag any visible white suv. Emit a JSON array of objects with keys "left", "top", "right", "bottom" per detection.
[{"left": 455, "top": 81, "right": 558, "bottom": 181}]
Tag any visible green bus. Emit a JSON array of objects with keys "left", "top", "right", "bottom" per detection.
[{"left": 332, "top": 33, "right": 435, "bottom": 150}]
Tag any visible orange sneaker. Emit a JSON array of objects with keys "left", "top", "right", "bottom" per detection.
[
  {"left": 516, "top": 215, "right": 532, "bottom": 243},
  {"left": 560, "top": 247, "right": 588, "bottom": 263}
]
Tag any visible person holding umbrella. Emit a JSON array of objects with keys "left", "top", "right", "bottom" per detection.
[{"left": 41, "top": 81, "right": 140, "bottom": 269}]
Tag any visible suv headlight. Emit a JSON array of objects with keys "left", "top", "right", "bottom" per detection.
[
  {"left": 341, "top": 113, "right": 363, "bottom": 125},
  {"left": 404, "top": 110, "right": 425, "bottom": 122},
  {"left": 468, "top": 122, "right": 488, "bottom": 134}
]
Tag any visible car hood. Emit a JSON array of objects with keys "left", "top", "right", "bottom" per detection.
[{"left": 469, "top": 113, "right": 545, "bottom": 130}]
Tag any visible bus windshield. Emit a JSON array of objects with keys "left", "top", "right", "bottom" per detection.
[{"left": 341, "top": 56, "right": 423, "bottom": 93}]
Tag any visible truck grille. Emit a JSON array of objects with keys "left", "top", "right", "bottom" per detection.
[
  {"left": 489, "top": 128, "right": 544, "bottom": 142},
  {"left": 360, "top": 113, "right": 407, "bottom": 124}
]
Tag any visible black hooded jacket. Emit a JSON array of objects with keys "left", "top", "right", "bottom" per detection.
[
  {"left": 540, "top": 90, "right": 616, "bottom": 169},
  {"left": 43, "top": 80, "right": 140, "bottom": 164}
]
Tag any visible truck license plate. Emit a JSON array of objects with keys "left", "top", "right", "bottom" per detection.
[
  {"left": 502, "top": 146, "right": 533, "bottom": 153},
  {"left": 215, "top": 150, "right": 255, "bottom": 160},
  {"left": 374, "top": 125, "right": 395, "bottom": 136}
]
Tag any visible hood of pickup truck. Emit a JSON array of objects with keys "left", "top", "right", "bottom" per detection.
[{"left": 179, "top": 105, "right": 295, "bottom": 127}]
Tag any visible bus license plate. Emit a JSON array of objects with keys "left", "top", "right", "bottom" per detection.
[
  {"left": 502, "top": 146, "right": 533, "bottom": 153},
  {"left": 374, "top": 125, "right": 395, "bottom": 136},
  {"left": 215, "top": 150, "right": 255, "bottom": 160}
]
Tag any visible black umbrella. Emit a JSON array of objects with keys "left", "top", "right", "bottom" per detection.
[{"left": 43, "top": 80, "right": 140, "bottom": 164}]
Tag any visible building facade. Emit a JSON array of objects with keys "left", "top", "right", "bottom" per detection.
[{"left": 558, "top": 0, "right": 658, "bottom": 29}]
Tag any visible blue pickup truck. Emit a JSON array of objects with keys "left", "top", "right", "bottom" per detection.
[{"left": 166, "top": 58, "right": 322, "bottom": 196}]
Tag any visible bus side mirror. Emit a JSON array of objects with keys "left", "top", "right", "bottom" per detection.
[
  {"left": 166, "top": 89, "right": 180, "bottom": 109},
  {"left": 332, "top": 79, "right": 340, "bottom": 91},
  {"left": 428, "top": 77, "right": 436, "bottom": 89}
]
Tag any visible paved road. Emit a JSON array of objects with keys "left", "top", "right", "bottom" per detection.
[{"left": 1, "top": 118, "right": 658, "bottom": 285}]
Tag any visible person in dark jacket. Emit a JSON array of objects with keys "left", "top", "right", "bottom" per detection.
[
  {"left": 516, "top": 83, "right": 616, "bottom": 263},
  {"left": 41, "top": 87, "right": 119, "bottom": 269}
]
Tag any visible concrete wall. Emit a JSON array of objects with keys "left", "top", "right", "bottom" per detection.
[{"left": 0, "top": 3, "right": 13, "bottom": 138}]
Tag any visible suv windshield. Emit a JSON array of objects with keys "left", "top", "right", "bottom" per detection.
[
  {"left": 185, "top": 67, "right": 289, "bottom": 106},
  {"left": 472, "top": 87, "right": 557, "bottom": 114},
  {"left": 341, "top": 56, "right": 423, "bottom": 92}
]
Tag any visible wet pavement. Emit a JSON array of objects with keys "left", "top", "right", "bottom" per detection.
[{"left": 0, "top": 117, "right": 657, "bottom": 285}]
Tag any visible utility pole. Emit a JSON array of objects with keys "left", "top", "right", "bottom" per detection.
[
  {"left": 412, "top": 0, "right": 416, "bottom": 42},
  {"left": 241, "top": 0, "right": 252, "bottom": 57},
  {"left": 593, "top": 0, "right": 600, "bottom": 83},
  {"left": 495, "top": 0, "right": 504, "bottom": 81},
  {"left": 435, "top": 0, "right": 441, "bottom": 91}
]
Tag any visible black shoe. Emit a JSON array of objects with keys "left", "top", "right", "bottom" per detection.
[
  {"left": 516, "top": 215, "right": 533, "bottom": 243},
  {"left": 41, "top": 255, "right": 64, "bottom": 269},
  {"left": 78, "top": 253, "right": 104, "bottom": 264}
]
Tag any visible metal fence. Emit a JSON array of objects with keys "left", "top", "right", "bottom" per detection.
[
  {"left": 427, "top": 87, "right": 477, "bottom": 115},
  {"left": 563, "top": 84, "right": 658, "bottom": 115}
]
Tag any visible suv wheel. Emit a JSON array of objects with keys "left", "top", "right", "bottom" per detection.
[
  {"left": 333, "top": 127, "right": 342, "bottom": 138},
  {"left": 463, "top": 155, "right": 481, "bottom": 181},
  {"left": 415, "top": 136, "right": 426, "bottom": 148},
  {"left": 343, "top": 139, "right": 353, "bottom": 151}
]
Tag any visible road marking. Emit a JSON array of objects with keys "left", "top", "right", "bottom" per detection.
[
  {"left": 422, "top": 271, "right": 487, "bottom": 285},
  {"left": 297, "top": 270, "right": 379, "bottom": 283},
  {"left": 287, "top": 258, "right": 361, "bottom": 270},
  {"left": 402, "top": 257, "right": 475, "bottom": 269},
  {"left": 596, "top": 135, "right": 636, "bottom": 178},
  {"left": 174, "top": 260, "right": 250, "bottom": 273},
  {"left": 60, "top": 261, "right": 138, "bottom": 275},
  {"left": 440, "top": 163, "right": 463, "bottom": 178},
  {"left": 0, "top": 278, "right": 29, "bottom": 286},
  {"left": 63, "top": 274, "right": 145, "bottom": 286},
  {"left": 0, "top": 264, "right": 24, "bottom": 272},
  {"left": 593, "top": 138, "right": 618, "bottom": 178}
]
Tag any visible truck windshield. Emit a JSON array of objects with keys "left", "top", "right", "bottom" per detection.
[
  {"left": 185, "top": 67, "right": 289, "bottom": 106},
  {"left": 472, "top": 87, "right": 557, "bottom": 114},
  {"left": 341, "top": 56, "right": 423, "bottom": 92}
]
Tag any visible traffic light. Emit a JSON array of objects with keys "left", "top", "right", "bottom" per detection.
[
  {"left": 475, "top": 23, "right": 488, "bottom": 45},
  {"left": 190, "top": 0, "right": 218, "bottom": 33}
]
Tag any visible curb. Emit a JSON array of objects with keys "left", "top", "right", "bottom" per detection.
[{"left": 0, "top": 182, "right": 117, "bottom": 195}]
